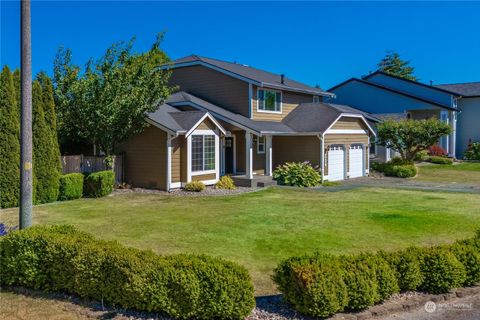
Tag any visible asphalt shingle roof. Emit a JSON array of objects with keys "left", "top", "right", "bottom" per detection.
[
  {"left": 156, "top": 91, "right": 375, "bottom": 135},
  {"left": 435, "top": 82, "right": 480, "bottom": 97},
  {"left": 167, "top": 55, "right": 333, "bottom": 97}
]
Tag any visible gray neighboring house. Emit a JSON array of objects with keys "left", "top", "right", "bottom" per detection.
[
  {"left": 329, "top": 71, "right": 479, "bottom": 159},
  {"left": 435, "top": 82, "right": 480, "bottom": 157}
]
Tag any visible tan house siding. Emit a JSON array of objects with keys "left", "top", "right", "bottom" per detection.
[
  {"left": 170, "top": 65, "right": 250, "bottom": 117},
  {"left": 195, "top": 118, "right": 217, "bottom": 131},
  {"left": 191, "top": 173, "right": 216, "bottom": 181},
  {"left": 119, "top": 125, "right": 167, "bottom": 190},
  {"left": 251, "top": 86, "right": 313, "bottom": 121},
  {"left": 331, "top": 117, "right": 368, "bottom": 131},
  {"left": 253, "top": 137, "right": 265, "bottom": 174},
  {"left": 181, "top": 138, "right": 188, "bottom": 182},
  {"left": 272, "top": 136, "right": 320, "bottom": 169},
  {"left": 171, "top": 137, "right": 183, "bottom": 183}
]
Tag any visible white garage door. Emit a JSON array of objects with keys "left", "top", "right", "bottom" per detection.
[
  {"left": 349, "top": 145, "right": 364, "bottom": 178},
  {"left": 327, "top": 146, "right": 345, "bottom": 181}
]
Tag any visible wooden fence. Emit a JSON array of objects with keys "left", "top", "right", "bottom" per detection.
[{"left": 61, "top": 155, "right": 124, "bottom": 184}]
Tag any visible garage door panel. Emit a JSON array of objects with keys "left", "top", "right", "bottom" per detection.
[
  {"left": 349, "top": 145, "right": 364, "bottom": 178},
  {"left": 327, "top": 146, "right": 345, "bottom": 181}
]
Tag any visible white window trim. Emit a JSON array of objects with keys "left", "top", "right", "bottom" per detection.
[
  {"left": 257, "top": 136, "right": 265, "bottom": 154},
  {"left": 313, "top": 95, "right": 320, "bottom": 103},
  {"left": 188, "top": 129, "right": 220, "bottom": 178},
  {"left": 256, "top": 88, "right": 282, "bottom": 114}
]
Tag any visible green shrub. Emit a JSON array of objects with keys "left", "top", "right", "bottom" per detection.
[
  {"left": 273, "top": 254, "right": 348, "bottom": 318},
  {"left": 215, "top": 175, "right": 236, "bottom": 190},
  {"left": 83, "top": 170, "right": 114, "bottom": 197},
  {"left": 369, "top": 254, "right": 399, "bottom": 301},
  {"left": 0, "top": 225, "right": 255, "bottom": 319},
  {"left": 371, "top": 159, "right": 417, "bottom": 178},
  {"left": 451, "top": 243, "right": 480, "bottom": 286},
  {"left": 383, "top": 247, "right": 425, "bottom": 292},
  {"left": 184, "top": 181, "right": 205, "bottom": 192},
  {"left": 273, "top": 162, "right": 321, "bottom": 187},
  {"left": 420, "top": 247, "right": 466, "bottom": 294},
  {"left": 340, "top": 255, "right": 379, "bottom": 310},
  {"left": 464, "top": 141, "right": 480, "bottom": 160},
  {"left": 414, "top": 150, "right": 429, "bottom": 162},
  {"left": 429, "top": 156, "right": 453, "bottom": 165},
  {"left": 58, "top": 173, "right": 84, "bottom": 201}
]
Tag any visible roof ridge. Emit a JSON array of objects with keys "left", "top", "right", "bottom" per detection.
[{"left": 436, "top": 81, "right": 480, "bottom": 86}]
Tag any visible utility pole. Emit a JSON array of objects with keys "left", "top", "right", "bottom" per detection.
[{"left": 20, "top": 0, "right": 33, "bottom": 229}]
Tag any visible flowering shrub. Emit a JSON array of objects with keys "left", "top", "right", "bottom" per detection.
[{"left": 428, "top": 145, "right": 447, "bottom": 156}]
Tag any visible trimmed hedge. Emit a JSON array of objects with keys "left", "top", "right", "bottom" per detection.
[
  {"left": 273, "top": 162, "right": 321, "bottom": 187},
  {"left": 58, "top": 173, "right": 84, "bottom": 201},
  {"left": 371, "top": 158, "right": 417, "bottom": 178},
  {"left": 184, "top": 181, "right": 205, "bottom": 192},
  {"left": 429, "top": 156, "right": 453, "bottom": 165},
  {"left": 0, "top": 225, "right": 255, "bottom": 319},
  {"left": 274, "top": 231, "right": 480, "bottom": 317},
  {"left": 84, "top": 170, "right": 114, "bottom": 197}
]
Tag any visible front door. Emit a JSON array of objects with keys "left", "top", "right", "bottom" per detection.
[{"left": 224, "top": 137, "right": 234, "bottom": 174}]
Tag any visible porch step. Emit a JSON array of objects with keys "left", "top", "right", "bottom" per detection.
[{"left": 231, "top": 175, "right": 277, "bottom": 188}]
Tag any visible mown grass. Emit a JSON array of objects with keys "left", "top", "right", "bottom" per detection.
[
  {"left": 416, "top": 162, "right": 480, "bottom": 184},
  {"left": 1, "top": 187, "right": 479, "bottom": 295}
]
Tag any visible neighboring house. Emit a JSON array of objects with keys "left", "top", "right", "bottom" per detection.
[
  {"left": 328, "top": 71, "right": 464, "bottom": 160},
  {"left": 119, "top": 55, "right": 377, "bottom": 190},
  {"left": 435, "top": 82, "right": 480, "bottom": 157}
]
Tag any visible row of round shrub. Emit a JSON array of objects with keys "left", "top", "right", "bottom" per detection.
[
  {"left": 274, "top": 230, "right": 480, "bottom": 317},
  {"left": 0, "top": 225, "right": 255, "bottom": 319},
  {"left": 58, "top": 170, "right": 114, "bottom": 200}
]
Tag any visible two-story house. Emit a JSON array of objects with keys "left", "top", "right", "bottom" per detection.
[{"left": 119, "top": 55, "right": 377, "bottom": 190}]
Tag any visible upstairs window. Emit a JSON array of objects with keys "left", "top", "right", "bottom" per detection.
[
  {"left": 258, "top": 89, "right": 282, "bottom": 112},
  {"left": 191, "top": 135, "right": 215, "bottom": 172}
]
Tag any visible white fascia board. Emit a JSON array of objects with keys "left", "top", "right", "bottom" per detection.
[
  {"left": 323, "top": 113, "right": 377, "bottom": 137},
  {"left": 184, "top": 113, "right": 227, "bottom": 137},
  {"left": 325, "top": 129, "right": 368, "bottom": 134}
]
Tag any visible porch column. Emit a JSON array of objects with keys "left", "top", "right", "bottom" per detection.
[
  {"left": 449, "top": 111, "right": 457, "bottom": 159},
  {"left": 265, "top": 135, "right": 273, "bottom": 176},
  {"left": 245, "top": 132, "right": 253, "bottom": 179},
  {"left": 221, "top": 136, "right": 225, "bottom": 176},
  {"left": 166, "top": 134, "right": 173, "bottom": 191}
]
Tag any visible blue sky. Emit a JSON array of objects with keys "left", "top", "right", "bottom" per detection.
[{"left": 1, "top": 1, "right": 480, "bottom": 89}]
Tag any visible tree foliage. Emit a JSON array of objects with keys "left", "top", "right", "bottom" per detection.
[
  {"left": 377, "top": 119, "right": 452, "bottom": 162},
  {"left": 53, "top": 34, "right": 173, "bottom": 156},
  {"left": 0, "top": 66, "right": 21, "bottom": 208},
  {"left": 378, "top": 51, "right": 417, "bottom": 81}
]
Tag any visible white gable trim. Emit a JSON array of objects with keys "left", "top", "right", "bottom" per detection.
[
  {"left": 323, "top": 113, "right": 377, "bottom": 137},
  {"left": 185, "top": 112, "right": 226, "bottom": 138}
]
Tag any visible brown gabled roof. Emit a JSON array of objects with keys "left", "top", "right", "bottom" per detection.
[{"left": 164, "top": 55, "right": 334, "bottom": 97}]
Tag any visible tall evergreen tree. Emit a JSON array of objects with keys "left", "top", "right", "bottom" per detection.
[
  {"left": 0, "top": 66, "right": 21, "bottom": 208},
  {"left": 32, "top": 80, "right": 58, "bottom": 204},
  {"left": 377, "top": 51, "right": 418, "bottom": 81},
  {"left": 38, "top": 72, "right": 62, "bottom": 177}
]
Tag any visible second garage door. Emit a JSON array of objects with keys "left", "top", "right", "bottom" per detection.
[
  {"left": 327, "top": 146, "right": 345, "bottom": 181},
  {"left": 349, "top": 145, "right": 364, "bottom": 178}
]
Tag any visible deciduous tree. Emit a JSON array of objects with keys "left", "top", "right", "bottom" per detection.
[
  {"left": 54, "top": 33, "right": 173, "bottom": 156},
  {"left": 377, "top": 119, "right": 452, "bottom": 162}
]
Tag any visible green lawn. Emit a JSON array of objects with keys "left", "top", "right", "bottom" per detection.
[
  {"left": 2, "top": 187, "right": 480, "bottom": 295},
  {"left": 416, "top": 162, "right": 480, "bottom": 184}
]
